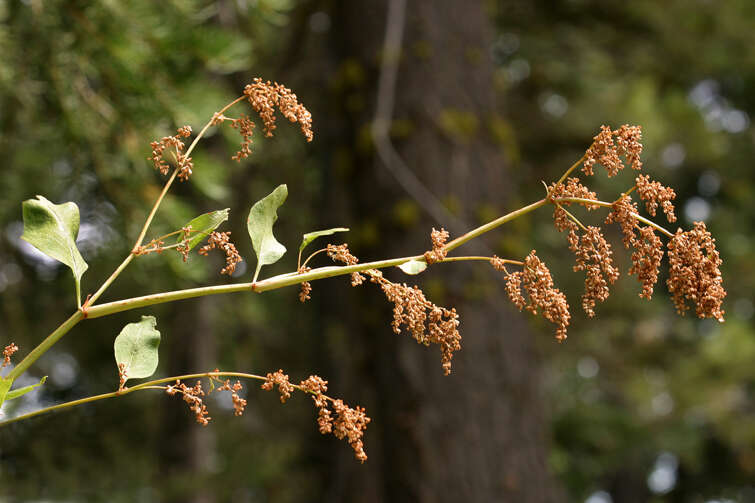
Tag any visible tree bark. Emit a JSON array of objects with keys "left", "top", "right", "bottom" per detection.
[{"left": 309, "top": 0, "right": 564, "bottom": 501}]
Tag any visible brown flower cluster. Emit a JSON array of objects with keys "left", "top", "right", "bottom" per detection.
[
  {"left": 629, "top": 226, "right": 664, "bottom": 300},
  {"left": 261, "top": 369, "right": 296, "bottom": 403},
  {"left": 327, "top": 243, "right": 365, "bottom": 286},
  {"left": 243, "top": 78, "right": 313, "bottom": 142},
  {"left": 569, "top": 226, "right": 620, "bottom": 317},
  {"left": 605, "top": 195, "right": 640, "bottom": 248},
  {"left": 371, "top": 272, "right": 461, "bottom": 375},
  {"left": 148, "top": 125, "right": 194, "bottom": 180},
  {"left": 263, "top": 372, "right": 371, "bottom": 463},
  {"left": 298, "top": 266, "right": 313, "bottom": 303},
  {"left": 667, "top": 222, "right": 726, "bottom": 321},
  {"left": 166, "top": 380, "right": 211, "bottom": 426},
  {"left": 214, "top": 378, "right": 247, "bottom": 416},
  {"left": 423, "top": 227, "right": 450, "bottom": 264},
  {"left": 198, "top": 231, "right": 242, "bottom": 275},
  {"left": 636, "top": 174, "right": 677, "bottom": 222},
  {"left": 497, "top": 251, "right": 571, "bottom": 341},
  {"left": 117, "top": 362, "right": 128, "bottom": 391},
  {"left": 166, "top": 375, "right": 247, "bottom": 425},
  {"left": 583, "top": 124, "right": 643, "bottom": 176},
  {"left": 2, "top": 343, "right": 18, "bottom": 368},
  {"left": 229, "top": 115, "right": 256, "bottom": 161},
  {"left": 326, "top": 243, "right": 461, "bottom": 374}
]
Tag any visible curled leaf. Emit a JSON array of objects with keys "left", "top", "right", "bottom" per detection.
[
  {"left": 5, "top": 376, "right": 47, "bottom": 401},
  {"left": 114, "top": 316, "right": 161, "bottom": 382},
  {"left": 398, "top": 259, "right": 428, "bottom": 275},
  {"left": 21, "top": 196, "right": 88, "bottom": 303},
  {"left": 247, "top": 184, "right": 288, "bottom": 280},
  {"left": 299, "top": 227, "right": 350, "bottom": 255},
  {"left": 178, "top": 209, "right": 230, "bottom": 251}
]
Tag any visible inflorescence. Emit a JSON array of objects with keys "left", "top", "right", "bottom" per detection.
[{"left": 2, "top": 343, "right": 18, "bottom": 369}]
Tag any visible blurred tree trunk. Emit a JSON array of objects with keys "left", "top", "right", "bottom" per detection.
[{"left": 307, "top": 0, "right": 564, "bottom": 501}]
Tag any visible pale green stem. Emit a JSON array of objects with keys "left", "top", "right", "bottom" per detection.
[
  {"left": 6, "top": 311, "right": 83, "bottom": 381},
  {"left": 555, "top": 196, "right": 674, "bottom": 238},
  {"left": 443, "top": 198, "right": 549, "bottom": 254},
  {"left": 0, "top": 371, "right": 309, "bottom": 427},
  {"left": 554, "top": 154, "right": 587, "bottom": 186}
]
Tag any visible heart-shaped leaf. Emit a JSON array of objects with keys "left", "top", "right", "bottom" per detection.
[
  {"left": 247, "top": 184, "right": 288, "bottom": 280},
  {"left": 178, "top": 208, "right": 230, "bottom": 251},
  {"left": 21, "top": 196, "right": 88, "bottom": 303},
  {"left": 398, "top": 259, "right": 428, "bottom": 275},
  {"left": 5, "top": 376, "right": 47, "bottom": 401},
  {"left": 114, "top": 316, "right": 161, "bottom": 382},
  {"left": 299, "top": 227, "right": 350, "bottom": 255}
]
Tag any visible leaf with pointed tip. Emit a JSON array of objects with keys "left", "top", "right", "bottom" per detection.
[
  {"left": 247, "top": 185, "right": 288, "bottom": 280},
  {"left": 177, "top": 209, "right": 230, "bottom": 251},
  {"left": 299, "top": 228, "right": 350, "bottom": 256},
  {"left": 0, "top": 377, "right": 11, "bottom": 409},
  {"left": 114, "top": 316, "right": 161, "bottom": 382},
  {"left": 398, "top": 259, "right": 428, "bottom": 275},
  {"left": 5, "top": 376, "right": 47, "bottom": 401},
  {"left": 21, "top": 196, "right": 88, "bottom": 301}
]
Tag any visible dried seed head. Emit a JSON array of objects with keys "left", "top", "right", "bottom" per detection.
[
  {"left": 299, "top": 281, "right": 312, "bottom": 302},
  {"left": 571, "top": 227, "right": 620, "bottom": 317},
  {"left": 583, "top": 124, "right": 643, "bottom": 177},
  {"left": 261, "top": 369, "right": 295, "bottom": 403},
  {"left": 229, "top": 115, "right": 256, "bottom": 161},
  {"left": 198, "top": 231, "right": 243, "bottom": 275},
  {"left": 636, "top": 174, "right": 677, "bottom": 223},
  {"left": 2, "top": 343, "right": 19, "bottom": 368},
  {"left": 243, "top": 78, "right": 313, "bottom": 142},
  {"left": 666, "top": 222, "right": 726, "bottom": 321},
  {"left": 606, "top": 195, "right": 640, "bottom": 248},
  {"left": 629, "top": 226, "right": 664, "bottom": 300},
  {"left": 423, "top": 227, "right": 450, "bottom": 264},
  {"left": 117, "top": 362, "right": 128, "bottom": 391},
  {"left": 549, "top": 178, "right": 599, "bottom": 231},
  {"left": 500, "top": 251, "right": 571, "bottom": 341},
  {"left": 166, "top": 379, "right": 211, "bottom": 426},
  {"left": 148, "top": 125, "right": 193, "bottom": 177}
]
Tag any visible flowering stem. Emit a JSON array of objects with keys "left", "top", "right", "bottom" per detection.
[
  {"left": 555, "top": 197, "right": 674, "bottom": 238},
  {"left": 443, "top": 198, "right": 549, "bottom": 254},
  {"left": 0, "top": 370, "right": 319, "bottom": 427},
  {"left": 554, "top": 154, "right": 587, "bottom": 186},
  {"left": 555, "top": 203, "right": 589, "bottom": 232}
]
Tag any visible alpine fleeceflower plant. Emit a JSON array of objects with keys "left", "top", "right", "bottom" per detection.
[{"left": 0, "top": 75, "right": 725, "bottom": 467}]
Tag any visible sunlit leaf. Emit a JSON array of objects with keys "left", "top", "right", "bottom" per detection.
[
  {"left": 398, "top": 259, "right": 428, "bottom": 275},
  {"left": 5, "top": 376, "right": 47, "bottom": 401},
  {"left": 114, "top": 316, "right": 161, "bottom": 382},
  {"left": 299, "top": 227, "right": 350, "bottom": 256},
  {"left": 21, "top": 196, "right": 88, "bottom": 302},
  {"left": 247, "top": 184, "right": 288, "bottom": 280},
  {"left": 0, "top": 377, "right": 11, "bottom": 409},
  {"left": 178, "top": 208, "right": 230, "bottom": 251}
]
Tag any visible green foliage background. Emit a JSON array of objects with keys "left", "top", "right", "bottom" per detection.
[{"left": 0, "top": 1, "right": 753, "bottom": 501}]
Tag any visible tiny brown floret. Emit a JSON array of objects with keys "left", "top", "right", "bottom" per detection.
[
  {"left": 261, "top": 369, "right": 295, "bottom": 403},
  {"left": 629, "top": 226, "right": 664, "bottom": 300},
  {"left": 2, "top": 343, "right": 19, "bottom": 368},
  {"left": 198, "top": 231, "right": 243, "bottom": 275},
  {"left": 243, "top": 78, "right": 313, "bottom": 142},
  {"left": 499, "top": 251, "right": 571, "bottom": 341},
  {"left": 583, "top": 124, "right": 643, "bottom": 177},
  {"left": 423, "top": 227, "right": 450, "bottom": 264},
  {"left": 166, "top": 380, "right": 211, "bottom": 426},
  {"left": 636, "top": 174, "right": 677, "bottom": 223},
  {"left": 571, "top": 226, "right": 620, "bottom": 317},
  {"left": 148, "top": 125, "right": 193, "bottom": 179},
  {"left": 666, "top": 222, "right": 726, "bottom": 321}
]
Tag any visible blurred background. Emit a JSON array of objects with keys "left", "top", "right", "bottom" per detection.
[{"left": 0, "top": 1, "right": 753, "bottom": 502}]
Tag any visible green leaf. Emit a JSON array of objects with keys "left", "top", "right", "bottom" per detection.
[
  {"left": 114, "top": 316, "right": 161, "bottom": 382},
  {"left": 21, "top": 196, "right": 88, "bottom": 302},
  {"left": 5, "top": 376, "right": 47, "bottom": 401},
  {"left": 247, "top": 184, "right": 288, "bottom": 280},
  {"left": 0, "top": 377, "right": 11, "bottom": 409},
  {"left": 178, "top": 208, "right": 230, "bottom": 251},
  {"left": 398, "top": 259, "right": 428, "bottom": 275},
  {"left": 299, "top": 227, "right": 350, "bottom": 255}
]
